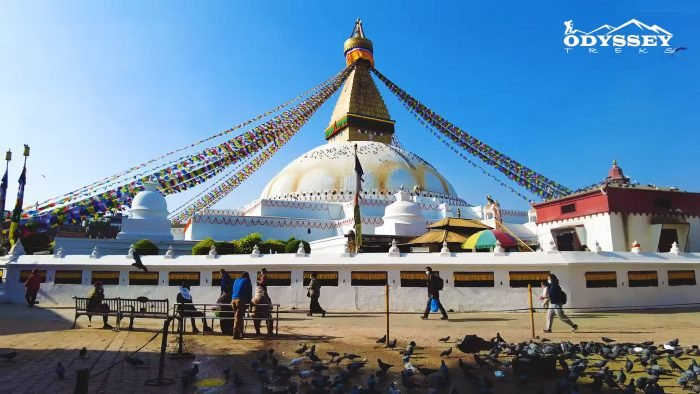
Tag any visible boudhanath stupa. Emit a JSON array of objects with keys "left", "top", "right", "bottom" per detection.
[{"left": 182, "top": 20, "right": 529, "bottom": 247}]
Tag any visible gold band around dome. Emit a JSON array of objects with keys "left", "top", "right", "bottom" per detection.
[{"left": 344, "top": 37, "right": 373, "bottom": 53}]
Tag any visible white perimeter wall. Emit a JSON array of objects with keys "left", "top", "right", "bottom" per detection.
[{"left": 2, "top": 251, "right": 699, "bottom": 312}]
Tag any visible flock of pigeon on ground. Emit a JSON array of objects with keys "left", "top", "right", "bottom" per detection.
[{"left": 2, "top": 332, "right": 700, "bottom": 393}]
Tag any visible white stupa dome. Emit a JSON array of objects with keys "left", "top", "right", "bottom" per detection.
[
  {"left": 375, "top": 189, "right": 426, "bottom": 236},
  {"left": 117, "top": 182, "right": 172, "bottom": 242},
  {"left": 261, "top": 141, "right": 463, "bottom": 203},
  {"left": 129, "top": 182, "right": 168, "bottom": 220}
]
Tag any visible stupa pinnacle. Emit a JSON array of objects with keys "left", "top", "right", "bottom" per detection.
[{"left": 325, "top": 19, "right": 395, "bottom": 144}]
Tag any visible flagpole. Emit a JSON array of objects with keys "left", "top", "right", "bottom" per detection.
[
  {"left": 9, "top": 145, "right": 29, "bottom": 248},
  {"left": 0, "top": 150, "right": 10, "bottom": 252}
]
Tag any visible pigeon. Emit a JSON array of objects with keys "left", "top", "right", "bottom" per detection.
[
  {"left": 602, "top": 337, "right": 616, "bottom": 344},
  {"left": 439, "top": 336, "right": 450, "bottom": 343},
  {"left": 287, "top": 380, "right": 298, "bottom": 394},
  {"left": 667, "top": 356, "right": 683, "bottom": 372},
  {"left": 617, "top": 368, "right": 626, "bottom": 384},
  {"left": 295, "top": 344, "right": 308, "bottom": 354},
  {"left": 346, "top": 353, "right": 361, "bottom": 361},
  {"left": 377, "top": 359, "right": 393, "bottom": 374},
  {"left": 387, "top": 338, "right": 397, "bottom": 349},
  {"left": 326, "top": 351, "right": 340, "bottom": 360},
  {"left": 440, "top": 347, "right": 452, "bottom": 357},
  {"left": 125, "top": 356, "right": 145, "bottom": 367},
  {"left": 55, "top": 361, "right": 66, "bottom": 379},
  {"left": 308, "top": 352, "right": 321, "bottom": 363},
  {"left": 131, "top": 252, "right": 148, "bottom": 272},
  {"left": 222, "top": 367, "right": 231, "bottom": 380},
  {"left": 0, "top": 351, "right": 17, "bottom": 361},
  {"left": 79, "top": 347, "right": 87, "bottom": 359},
  {"left": 495, "top": 333, "right": 506, "bottom": 343},
  {"left": 185, "top": 364, "right": 199, "bottom": 378},
  {"left": 625, "top": 358, "right": 634, "bottom": 373},
  {"left": 376, "top": 334, "right": 386, "bottom": 344},
  {"left": 474, "top": 354, "right": 487, "bottom": 368}
]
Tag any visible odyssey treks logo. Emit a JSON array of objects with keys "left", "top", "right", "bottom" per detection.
[{"left": 563, "top": 19, "right": 675, "bottom": 54}]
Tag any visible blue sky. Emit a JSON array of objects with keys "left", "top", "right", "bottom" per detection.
[{"left": 1, "top": 0, "right": 699, "bottom": 214}]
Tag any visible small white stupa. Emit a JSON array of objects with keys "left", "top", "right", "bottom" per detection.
[
  {"left": 117, "top": 181, "right": 173, "bottom": 242},
  {"left": 374, "top": 188, "right": 425, "bottom": 237}
]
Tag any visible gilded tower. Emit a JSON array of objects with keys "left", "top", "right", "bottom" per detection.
[{"left": 324, "top": 19, "right": 396, "bottom": 144}]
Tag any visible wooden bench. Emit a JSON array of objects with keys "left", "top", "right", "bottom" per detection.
[
  {"left": 72, "top": 297, "right": 170, "bottom": 331},
  {"left": 72, "top": 296, "right": 120, "bottom": 329},
  {"left": 117, "top": 297, "right": 170, "bottom": 331},
  {"left": 172, "top": 303, "right": 280, "bottom": 336}
]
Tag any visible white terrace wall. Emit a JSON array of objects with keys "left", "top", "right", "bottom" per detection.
[{"left": 1, "top": 252, "right": 699, "bottom": 312}]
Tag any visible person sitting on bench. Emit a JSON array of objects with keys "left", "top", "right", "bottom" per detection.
[
  {"left": 176, "top": 284, "right": 212, "bottom": 334},
  {"left": 87, "top": 281, "right": 113, "bottom": 329},
  {"left": 252, "top": 285, "right": 273, "bottom": 336}
]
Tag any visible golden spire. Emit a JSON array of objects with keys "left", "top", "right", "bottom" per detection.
[
  {"left": 325, "top": 20, "right": 394, "bottom": 143},
  {"left": 344, "top": 18, "right": 375, "bottom": 67}
]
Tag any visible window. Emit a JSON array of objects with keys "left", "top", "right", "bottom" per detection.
[
  {"left": 19, "top": 270, "right": 47, "bottom": 283},
  {"left": 585, "top": 272, "right": 617, "bottom": 288},
  {"left": 351, "top": 271, "right": 387, "bottom": 286},
  {"left": 668, "top": 270, "right": 696, "bottom": 286},
  {"left": 55, "top": 270, "right": 83, "bottom": 285},
  {"left": 260, "top": 271, "right": 291, "bottom": 286},
  {"left": 400, "top": 271, "right": 438, "bottom": 287},
  {"left": 169, "top": 272, "right": 201, "bottom": 287},
  {"left": 303, "top": 271, "right": 338, "bottom": 287},
  {"left": 657, "top": 229, "right": 678, "bottom": 253},
  {"left": 212, "top": 271, "right": 245, "bottom": 287},
  {"left": 91, "top": 271, "right": 120, "bottom": 285},
  {"left": 129, "top": 272, "right": 159, "bottom": 286},
  {"left": 628, "top": 271, "right": 658, "bottom": 287},
  {"left": 454, "top": 272, "right": 494, "bottom": 287},
  {"left": 509, "top": 271, "right": 549, "bottom": 288},
  {"left": 560, "top": 204, "right": 576, "bottom": 214}
]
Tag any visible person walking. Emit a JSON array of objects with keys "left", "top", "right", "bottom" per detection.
[
  {"left": 541, "top": 274, "right": 578, "bottom": 333},
  {"left": 421, "top": 267, "right": 448, "bottom": 320},
  {"left": 307, "top": 272, "right": 326, "bottom": 317},
  {"left": 219, "top": 269, "right": 233, "bottom": 295},
  {"left": 540, "top": 281, "right": 550, "bottom": 311},
  {"left": 24, "top": 268, "right": 41, "bottom": 307},
  {"left": 231, "top": 272, "right": 253, "bottom": 339}
]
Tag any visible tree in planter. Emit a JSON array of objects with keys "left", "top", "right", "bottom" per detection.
[
  {"left": 214, "top": 241, "right": 238, "bottom": 255},
  {"left": 237, "top": 233, "right": 263, "bottom": 254},
  {"left": 134, "top": 239, "right": 159, "bottom": 255},
  {"left": 192, "top": 238, "right": 215, "bottom": 255},
  {"left": 285, "top": 237, "right": 310, "bottom": 254},
  {"left": 259, "top": 239, "right": 286, "bottom": 254}
]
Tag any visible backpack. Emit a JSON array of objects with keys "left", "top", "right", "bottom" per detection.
[
  {"left": 550, "top": 285, "right": 567, "bottom": 305},
  {"left": 436, "top": 276, "right": 444, "bottom": 291}
]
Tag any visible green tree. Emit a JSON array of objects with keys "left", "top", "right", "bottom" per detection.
[
  {"left": 192, "top": 238, "right": 215, "bottom": 255},
  {"left": 134, "top": 239, "right": 159, "bottom": 255},
  {"left": 285, "top": 237, "right": 310, "bottom": 254},
  {"left": 259, "top": 239, "right": 286, "bottom": 254},
  {"left": 214, "top": 241, "right": 239, "bottom": 255},
  {"left": 237, "top": 233, "right": 263, "bottom": 254}
]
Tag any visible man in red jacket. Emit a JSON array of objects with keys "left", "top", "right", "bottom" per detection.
[{"left": 24, "top": 269, "right": 41, "bottom": 307}]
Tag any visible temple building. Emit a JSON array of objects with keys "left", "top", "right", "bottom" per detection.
[{"left": 183, "top": 20, "right": 528, "bottom": 247}]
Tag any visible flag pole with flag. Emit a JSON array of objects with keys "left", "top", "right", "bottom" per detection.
[
  {"left": 9, "top": 145, "right": 29, "bottom": 247},
  {"left": 353, "top": 143, "right": 364, "bottom": 253},
  {"left": 0, "top": 150, "right": 10, "bottom": 249}
]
